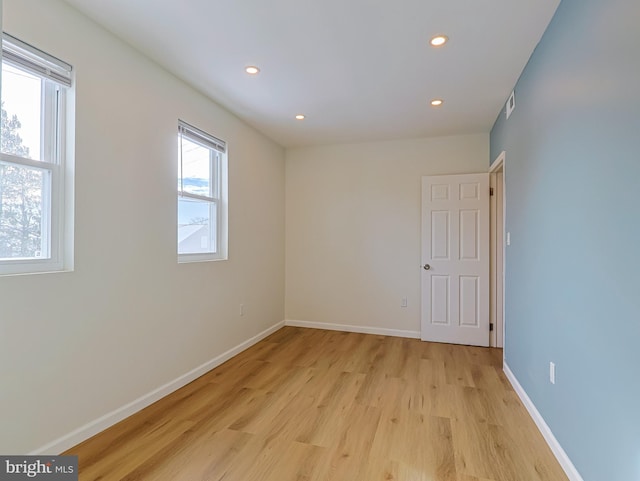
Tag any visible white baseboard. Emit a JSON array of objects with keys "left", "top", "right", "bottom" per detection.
[
  {"left": 30, "top": 321, "right": 285, "bottom": 455},
  {"left": 285, "top": 319, "right": 420, "bottom": 339},
  {"left": 503, "top": 363, "right": 584, "bottom": 481}
]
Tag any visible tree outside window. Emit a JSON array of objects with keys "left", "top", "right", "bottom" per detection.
[{"left": 0, "top": 102, "right": 44, "bottom": 259}]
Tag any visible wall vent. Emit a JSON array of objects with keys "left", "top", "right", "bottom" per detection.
[{"left": 506, "top": 90, "right": 516, "bottom": 119}]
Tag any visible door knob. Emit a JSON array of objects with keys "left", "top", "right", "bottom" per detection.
[{"left": 423, "top": 264, "right": 431, "bottom": 270}]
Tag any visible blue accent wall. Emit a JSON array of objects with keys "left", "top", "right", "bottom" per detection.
[{"left": 490, "top": 1, "right": 640, "bottom": 480}]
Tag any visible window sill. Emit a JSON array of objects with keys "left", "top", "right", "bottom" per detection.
[
  {"left": 178, "top": 253, "right": 227, "bottom": 264},
  {"left": 0, "top": 260, "right": 72, "bottom": 277}
]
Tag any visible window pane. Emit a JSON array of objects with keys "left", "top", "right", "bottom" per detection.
[
  {"left": 178, "top": 197, "right": 216, "bottom": 254},
  {"left": 180, "top": 137, "right": 212, "bottom": 197},
  {"left": 0, "top": 163, "right": 48, "bottom": 259},
  {"left": 1, "top": 63, "right": 43, "bottom": 160}
]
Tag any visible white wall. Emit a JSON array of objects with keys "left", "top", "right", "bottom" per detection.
[
  {"left": 0, "top": 0, "right": 285, "bottom": 453},
  {"left": 285, "top": 135, "right": 488, "bottom": 334}
]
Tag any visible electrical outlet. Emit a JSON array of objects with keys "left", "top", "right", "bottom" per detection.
[
  {"left": 506, "top": 232, "right": 511, "bottom": 246},
  {"left": 240, "top": 304, "right": 245, "bottom": 317},
  {"left": 549, "top": 362, "right": 556, "bottom": 384},
  {"left": 401, "top": 297, "right": 408, "bottom": 308}
]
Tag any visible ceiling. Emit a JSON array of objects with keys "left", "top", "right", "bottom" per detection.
[{"left": 62, "top": 0, "right": 560, "bottom": 147}]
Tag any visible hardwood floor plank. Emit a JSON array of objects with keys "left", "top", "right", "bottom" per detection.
[
  {"left": 294, "top": 371, "right": 366, "bottom": 447},
  {"left": 226, "top": 366, "right": 317, "bottom": 434},
  {"left": 66, "top": 327, "right": 568, "bottom": 481},
  {"left": 312, "top": 403, "right": 382, "bottom": 481},
  {"left": 457, "top": 476, "right": 496, "bottom": 481},
  {"left": 133, "top": 428, "right": 251, "bottom": 481}
]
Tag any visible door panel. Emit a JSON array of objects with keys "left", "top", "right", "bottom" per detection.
[
  {"left": 421, "top": 173, "right": 490, "bottom": 346},
  {"left": 459, "top": 276, "right": 479, "bottom": 327},
  {"left": 460, "top": 210, "right": 479, "bottom": 260},
  {"left": 431, "top": 211, "right": 450, "bottom": 260},
  {"left": 431, "top": 275, "right": 450, "bottom": 325}
]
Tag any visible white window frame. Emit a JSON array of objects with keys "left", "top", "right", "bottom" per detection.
[
  {"left": 0, "top": 33, "right": 72, "bottom": 276},
  {"left": 177, "top": 120, "right": 228, "bottom": 263}
]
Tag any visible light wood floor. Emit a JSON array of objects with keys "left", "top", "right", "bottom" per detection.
[{"left": 67, "top": 327, "right": 568, "bottom": 481}]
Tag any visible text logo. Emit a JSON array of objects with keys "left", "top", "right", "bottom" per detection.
[{"left": 0, "top": 456, "right": 77, "bottom": 480}]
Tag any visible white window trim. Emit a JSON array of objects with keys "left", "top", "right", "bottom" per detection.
[
  {"left": 0, "top": 35, "right": 71, "bottom": 276},
  {"left": 177, "top": 120, "right": 228, "bottom": 263}
]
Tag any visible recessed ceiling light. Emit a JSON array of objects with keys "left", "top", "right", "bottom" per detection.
[
  {"left": 430, "top": 99, "right": 444, "bottom": 107},
  {"left": 295, "top": 114, "right": 306, "bottom": 120},
  {"left": 245, "top": 66, "right": 260, "bottom": 75},
  {"left": 430, "top": 35, "right": 449, "bottom": 47}
]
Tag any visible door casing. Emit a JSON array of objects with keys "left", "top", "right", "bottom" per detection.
[{"left": 489, "top": 151, "right": 506, "bottom": 349}]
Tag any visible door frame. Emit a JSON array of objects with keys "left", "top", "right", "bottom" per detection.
[{"left": 489, "top": 151, "right": 506, "bottom": 349}]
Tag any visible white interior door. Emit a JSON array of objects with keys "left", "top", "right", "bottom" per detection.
[{"left": 421, "top": 173, "right": 490, "bottom": 346}]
